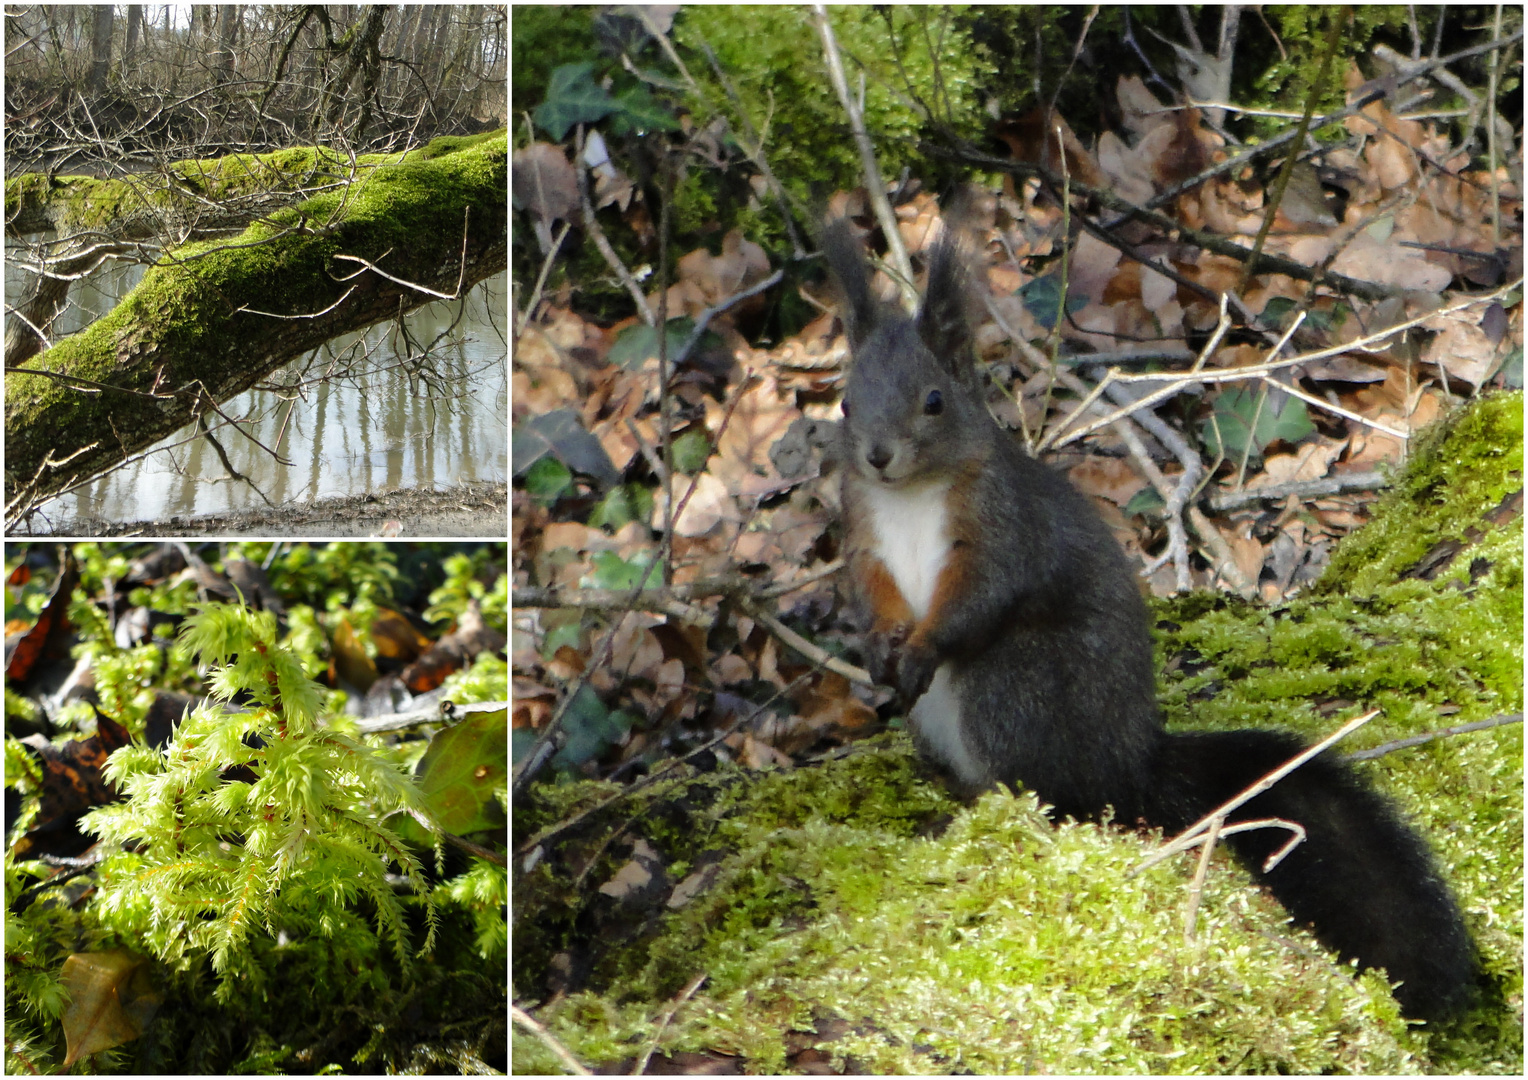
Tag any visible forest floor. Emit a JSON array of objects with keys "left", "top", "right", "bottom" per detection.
[{"left": 13, "top": 480, "right": 507, "bottom": 538}]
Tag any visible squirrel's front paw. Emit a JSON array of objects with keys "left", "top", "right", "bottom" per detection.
[
  {"left": 896, "top": 641, "right": 938, "bottom": 703},
  {"left": 864, "top": 627, "right": 907, "bottom": 688}
]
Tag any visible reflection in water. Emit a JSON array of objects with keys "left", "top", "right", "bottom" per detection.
[{"left": 6, "top": 250, "right": 507, "bottom": 522}]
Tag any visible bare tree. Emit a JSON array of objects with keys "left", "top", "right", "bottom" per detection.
[
  {"left": 123, "top": 5, "right": 143, "bottom": 75},
  {"left": 3, "top": 5, "right": 509, "bottom": 525},
  {"left": 88, "top": 4, "right": 114, "bottom": 94},
  {"left": 214, "top": 4, "right": 240, "bottom": 79}
]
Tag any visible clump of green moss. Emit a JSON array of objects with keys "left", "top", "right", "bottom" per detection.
[
  {"left": 675, "top": 6, "right": 991, "bottom": 213},
  {"left": 513, "top": 394, "right": 1522, "bottom": 1075},
  {"left": 517, "top": 767, "right": 1424, "bottom": 1074},
  {"left": 1318, "top": 392, "right": 1522, "bottom": 595}
]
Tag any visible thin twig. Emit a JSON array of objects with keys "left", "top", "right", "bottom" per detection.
[
  {"left": 574, "top": 125, "right": 654, "bottom": 326},
  {"left": 1133, "top": 710, "right": 1377, "bottom": 875},
  {"left": 811, "top": 3, "right": 916, "bottom": 311},
  {"left": 516, "top": 671, "right": 819, "bottom": 856},
  {"left": 673, "top": 269, "right": 784, "bottom": 369},
  {"left": 354, "top": 699, "right": 509, "bottom": 735},
  {"left": 1238, "top": 7, "right": 1349, "bottom": 294},
  {"left": 1485, "top": 5, "right": 1504, "bottom": 248},
  {"left": 1345, "top": 712, "right": 1522, "bottom": 762},
  {"left": 515, "top": 219, "right": 571, "bottom": 338},
  {"left": 512, "top": 584, "right": 708, "bottom": 624},
  {"left": 511, "top": 1006, "right": 590, "bottom": 1076},
  {"left": 635, "top": 972, "right": 709, "bottom": 1076},
  {"left": 738, "top": 596, "right": 871, "bottom": 686},
  {"left": 925, "top": 139, "right": 1404, "bottom": 303},
  {"left": 693, "top": 36, "right": 807, "bottom": 259},
  {"left": 1183, "top": 812, "right": 1221, "bottom": 939},
  {"left": 1206, "top": 470, "right": 1388, "bottom": 511},
  {"left": 1045, "top": 281, "right": 1522, "bottom": 449},
  {"left": 511, "top": 556, "right": 664, "bottom": 800},
  {"left": 1142, "top": 28, "right": 1523, "bottom": 209}
]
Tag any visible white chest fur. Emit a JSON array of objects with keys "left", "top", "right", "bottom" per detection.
[
  {"left": 858, "top": 478, "right": 976, "bottom": 785},
  {"left": 859, "top": 479, "right": 953, "bottom": 621}
]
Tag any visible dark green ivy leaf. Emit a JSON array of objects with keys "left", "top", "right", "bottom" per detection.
[
  {"left": 609, "top": 84, "right": 681, "bottom": 135},
  {"left": 513, "top": 407, "right": 620, "bottom": 487},
  {"left": 670, "top": 428, "right": 712, "bottom": 474},
  {"left": 534, "top": 62, "right": 617, "bottom": 141},
  {"left": 607, "top": 317, "right": 720, "bottom": 369},
  {"left": 553, "top": 685, "right": 636, "bottom": 771},
  {"left": 587, "top": 551, "right": 659, "bottom": 592},
  {"left": 588, "top": 483, "right": 656, "bottom": 531},
  {"left": 1200, "top": 387, "right": 1316, "bottom": 461},
  {"left": 1018, "top": 274, "right": 1087, "bottom": 331},
  {"left": 1499, "top": 346, "right": 1522, "bottom": 389},
  {"left": 523, "top": 456, "right": 573, "bottom": 506},
  {"left": 1125, "top": 485, "right": 1166, "bottom": 518}
]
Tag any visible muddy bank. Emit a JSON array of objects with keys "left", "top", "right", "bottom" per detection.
[{"left": 12, "top": 481, "right": 507, "bottom": 538}]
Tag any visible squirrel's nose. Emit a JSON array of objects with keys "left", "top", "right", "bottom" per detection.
[{"left": 866, "top": 445, "right": 892, "bottom": 471}]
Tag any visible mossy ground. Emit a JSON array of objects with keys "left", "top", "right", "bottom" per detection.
[{"left": 512, "top": 393, "right": 1522, "bottom": 1075}]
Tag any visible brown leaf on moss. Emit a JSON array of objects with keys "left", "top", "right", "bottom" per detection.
[{"left": 60, "top": 950, "right": 161, "bottom": 1067}]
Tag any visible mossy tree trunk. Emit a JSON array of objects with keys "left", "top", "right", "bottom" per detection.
[
  {"left": 4, "top": 131, "right": 507, "bottom": 517},
  {"left": 4, "top": 134, "right": 494, "bottom": 366}
]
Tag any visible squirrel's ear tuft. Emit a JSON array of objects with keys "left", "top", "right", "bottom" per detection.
[
  {"left": 916, "top": 233, "right": 976, "bottom": 369},
  {"left": 819, "top": 217, "right": 879, "bottom": 347}
]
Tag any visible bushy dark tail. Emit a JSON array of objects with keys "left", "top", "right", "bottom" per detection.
[{"left": 1152, "top": 730, "right": 1476, "bottom": 1020}]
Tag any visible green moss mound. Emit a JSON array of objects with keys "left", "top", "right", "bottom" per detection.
[{"left": 513, "top": 394, "right": 1522, "bottom": 1074}]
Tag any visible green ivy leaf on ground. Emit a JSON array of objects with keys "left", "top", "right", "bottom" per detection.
[
  {"left": 608, "top": 317, "right": 717, "bottom": 370},
  {"left": 1200, "top": 386, "right": 1316, "bottom": 460},
  {"left": 534, "top": 62, "right": 617, "bottom": 140}
]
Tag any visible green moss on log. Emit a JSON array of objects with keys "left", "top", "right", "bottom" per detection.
[{"left": 4, "top": 132, "right": 507, "bottom": 507}]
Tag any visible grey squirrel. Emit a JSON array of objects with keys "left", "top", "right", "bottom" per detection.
[{"left": 825, "top": 218, "right": 1476, "bottom": 1021}]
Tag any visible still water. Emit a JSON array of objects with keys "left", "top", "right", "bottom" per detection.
[{"left": 6, "top": 247, "right": 507, "bottom": 522}]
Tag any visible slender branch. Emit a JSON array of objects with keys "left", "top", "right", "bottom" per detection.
[
  {"left": 1133, "top": 710, "right": 1377, "bottom": 875},
  {"left": 515, "top": 670, "right": 819, "bottom": 855},
  {"left": 511, "top": 1006, "right": 590, "bottom": 1076},
  {"left": 1238, "top": 7, "right": 1349, "bottom": 293},
  {"left": 811, "top": 3, "right": 916, "bottom": 310},
  {"left": 1183, "top": 812, "right": 1221, "bottom": 939},
  {"left": 694, "top": 36, "right": 807, "bottom": 259},
  {"left": 673, "top": 269, "right": 784, "bottom": 370},
  {"left": 574, "top": 125, "right": 654, "bottom": 326},
  {"left": 1346, "top": 712, "right": 1522, "bottom": 762},
  {"left": 924, "top": 138, "right": 1403, "bottom": 303},
  {"left": 1206, "top": 469, "right": 1388, "bottom": 512},
  {"left": 1045, "top": 280, "right": 1521, "bottom": 449},
  {"left": 1142, "top": 27, "right": 1524, "bottom": 209},
  {"left": 635, "top": 973, "right": 709, "bottom": 1077},
  {"left": 237, "top": 284, "right": 359, "bottom": 319},
  {"left": 737, "top": 596, "right": 872, "bottom": 687},
  {"left": 355, "top": 699, "right": 509, "bottom": 735},
  {"left": 513, "top": 217, "right": 568, "bottom": 335}
]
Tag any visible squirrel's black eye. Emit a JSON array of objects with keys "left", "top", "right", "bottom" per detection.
[
  {"left": 841, "top": 399, "right": 851, "bottom": 418},
  {"left": 924, "top": 389, "right": 943, "bottom": 415}
]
